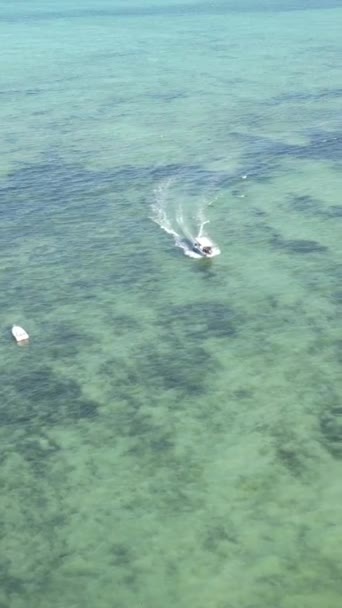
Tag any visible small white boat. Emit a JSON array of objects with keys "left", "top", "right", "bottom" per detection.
[
  {"left": 193, "top": 236, "right": 220, "bottom": 258},
  {"left": 12, "top": 325, "right": 29, "bottom": 344}
]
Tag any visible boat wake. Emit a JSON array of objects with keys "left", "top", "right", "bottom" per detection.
[{"left": 151, "top": 178, "right": 217, "bottom": 259}]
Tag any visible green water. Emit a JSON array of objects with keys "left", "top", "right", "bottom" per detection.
[{"left": 0, "top": 1, "right": 341, "bottom": 606}]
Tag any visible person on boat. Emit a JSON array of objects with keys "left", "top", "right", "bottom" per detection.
[{"left": 202, "top": 245, "right": 212, "bottom": 255}]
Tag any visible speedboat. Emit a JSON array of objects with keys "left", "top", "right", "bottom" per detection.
[
  {"left": 12, "top": 325, "right": 29, "bottom": 344},
  {"left": 192, "top": 236, "right": 220, "bottom": 258}
]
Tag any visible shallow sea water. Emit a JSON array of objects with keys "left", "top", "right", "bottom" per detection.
[{"left": 0, "top": 1, "right": 342, "bottom": 606}]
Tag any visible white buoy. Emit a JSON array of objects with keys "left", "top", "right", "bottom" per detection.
[{"left": 12, "top": 325, "right": 29, "bottom": 344}]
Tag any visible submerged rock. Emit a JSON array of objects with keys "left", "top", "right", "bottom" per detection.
[
  {"left": 327, "top": 205, "right": 342, "bottom": 217},
  {"left": 271, "top": 236, "right": 328, "bottom": 254},
  {"left": 320, "top": 407, "right": 342, "bottom": 458}
]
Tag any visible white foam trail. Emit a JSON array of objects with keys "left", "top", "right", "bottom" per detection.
[
  {"left": 197, "top": 218, "right": 210, "bottom": 239},
  {"left": 151, "top": 178, "right": 216, "bottom": 259}
]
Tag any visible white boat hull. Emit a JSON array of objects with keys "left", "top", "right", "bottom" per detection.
[
  {"left": 12, "top": 325, "right": 29, "bottom": 343},
  {"left": 193, "top": 246, "right": 220, "bottom": 258},
  {"left": 193, "top": 237, "right": 220, "bottom": 258}
]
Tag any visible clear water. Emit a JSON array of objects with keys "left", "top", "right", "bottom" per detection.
[{"left": 0, "top": 1, "right": 341, "bottom": 606}]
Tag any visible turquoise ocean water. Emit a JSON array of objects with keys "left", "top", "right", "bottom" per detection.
[{"left": 1, "top": 1, "right": 341, "bottom": 606}]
